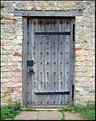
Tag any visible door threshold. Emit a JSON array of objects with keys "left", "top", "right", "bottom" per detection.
[
  {"left": 21, "top": 107, "right": 59, "bottom": 111},
  {"left": 21, "top": 104, "right": 72, "bottom": 111}
]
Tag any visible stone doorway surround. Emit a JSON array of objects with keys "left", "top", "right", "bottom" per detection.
[{"left": 14, "top": 10, "right": 83, "bottom": 108}]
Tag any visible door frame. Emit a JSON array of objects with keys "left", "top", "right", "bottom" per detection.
[{"left": 14, "top": 10, "right": 83, "bottom": 108}]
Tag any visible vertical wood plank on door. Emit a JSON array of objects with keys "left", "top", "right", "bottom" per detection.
[
  {"left": 38, "top": 19, "right": 45, "bottom": 105},
  {"left": 70, "top": 18, "right": 75, "bottom": 105},
  {"left": 51, "top": 19, "right": 58, "bottom": 105},
  {"left": 58, "top": 19, "right": 65, "bottom": 105},
  {"left": 56, "top": 19, "right": 60, "bottom": 105},
  {"left": 27, "top": 19, "right": 32, "bottom": 107},
  {"left": 22, "top": 18, "right": 27, "bottom": 107},
  {"left": 44, "top": 19, "right": 52, "bottom": 105},
  {"left": 64, "top": 19, "right": 71, "bottom": 105},
  {"left": 36, "top": 19, "right": 41, "bottom": 105},
  {"left": 32, "top": 19, "right": 38, "bottom": 105},
  {"left": 28, "top": 18, "right": 74, "bottom": 107}
]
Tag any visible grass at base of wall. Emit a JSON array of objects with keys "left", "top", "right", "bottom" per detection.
[
  {"left": 59, "top": 102, "right": 95, "bottom": 120},
  {"left": 1, "top": 101, "right": 95, "bottom": 120},
  {"left": 1, "top": 102, "right": 21, "bottom": 120}
]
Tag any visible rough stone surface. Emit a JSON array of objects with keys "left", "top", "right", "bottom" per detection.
[
  {"left": 14, "top": 111, "right": 38, "bottom": 120},
  {"left": 38, "top": 111, "right": 62, "bottom": 120},
  {"left": 1, "top": 1, "right": 95, "bottom": 105},
  {"left": 14, "top": 111, "right": 62, "bottom": 120},
  {"left": 64, "top": 112, "right": 86, "bottom": 120}
]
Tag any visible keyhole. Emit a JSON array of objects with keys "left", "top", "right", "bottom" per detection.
[
  {"left": 40, "top": 21, "right": 42, "bottom": 24},
  {"left": 60, "top": 21, "right": 62, "bottom": 24},
  {"left": 67, "top": 21, "right": 69, "bottom": 24},
  {"left": 60, "top": 102, "right": 62, "bottom": 104}
]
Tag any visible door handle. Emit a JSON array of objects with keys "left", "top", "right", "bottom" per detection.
[{"left": 28, "top": 67, "right": 35, "bottom": 74}]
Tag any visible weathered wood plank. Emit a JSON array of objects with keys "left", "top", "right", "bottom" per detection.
[
  {"left": 64, "top": 19, "right": 71, "bottom": 105},
  {"left": 37, "top": 19, "right": 45, "bottom": 105},
  {"left": 22, "top": 17, "right": 28, "bottom": 107},
  {"left": 14, "top": 10, "right": 83, "bottom": 17},
  {"left": 44, "top": 19, "right": 52, "bottom": 105},
  {"left": 27, "top": 19, "right": 32, "bottom": 107},
  {"left": 69, "top": 18, "right": 75, "bottom": 105},
  {"left": 26, "top": 18, "right": 74, "bottom": 107},
  {"left": 58, "top": 18, "right": 66, "bottom": 105},
  {"left": 51, "top": 19, "right": 59, "bottom": 105},
  {"left": 31, "top": 19, "right": 38, "bottom": 105}
]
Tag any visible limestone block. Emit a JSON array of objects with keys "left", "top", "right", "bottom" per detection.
[
  {"left": 11, "top": 72, "right": 22, "bottom": 78},
  {"left": 76, "top": 57, "right": 85, "bottom": 61},
  {"left": 12, "top": 56, "right": 22, "bottom": 61},
  {"left": 1, "top": 86, "right": 8, "bottom": 98},
  {"left": 1, "top": 78, "right": 10, "bottom": 83},
  {"left": 13, "top": 87, "right": 22, "bottom": 93},
  {"left": 75, "top": 72, "right": 86, "bottom": 77},
  {"left": 2, "top": 96, "right": 12, "bottom": 103},
  {"left": 7, "top": 87, "right": 14, "bottom": 94},
  {"left": 1, "top": 72, "right": 12, "bottom": 78},
  {"left": 11, "top": 77, "right": 21, "bottom": 83},
  {"left": 75, "top": 62, "right": 81, "bottom": 66}
]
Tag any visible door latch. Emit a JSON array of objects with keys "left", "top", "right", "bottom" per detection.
[
  {"left": 27, "top": 60, "right": 34, "bottom": 67},
  {"left": 28, "top": 67, "right": 35, "bottom": 75}
]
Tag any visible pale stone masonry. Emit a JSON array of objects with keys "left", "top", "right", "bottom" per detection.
[{"left": 1, "top": 1, "right": 95, "bottom": 105}]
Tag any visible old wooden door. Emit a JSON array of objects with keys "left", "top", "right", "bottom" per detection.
[{"left": 26, "top": 18, "right": 75, "bottom": 107}]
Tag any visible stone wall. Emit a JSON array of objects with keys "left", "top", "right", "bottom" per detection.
[{"left": 1, "top": 1, "right": 95, "bottom": 106}]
